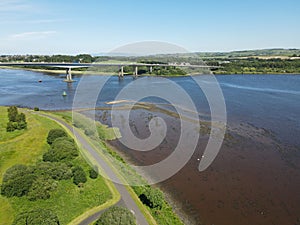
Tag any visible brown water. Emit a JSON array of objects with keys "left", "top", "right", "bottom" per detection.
[{"left": 92, "top": 108, "right": 300, "bottom": 225}]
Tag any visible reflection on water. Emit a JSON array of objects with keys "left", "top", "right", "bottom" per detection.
[{"left": 1, "top": 69, "right": 300, "bottom": 224}]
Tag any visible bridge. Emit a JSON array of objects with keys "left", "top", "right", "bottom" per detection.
[{"left": 0, "top": 62, "right": 219, "bottom": 82}]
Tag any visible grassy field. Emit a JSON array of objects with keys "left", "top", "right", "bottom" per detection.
[{"left": 0, "top": 107, "right": 113, "bottom": 225}]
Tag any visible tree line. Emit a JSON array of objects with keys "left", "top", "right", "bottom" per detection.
[{"left": 1, "top": 128, "right": 98, "bottom": 224}]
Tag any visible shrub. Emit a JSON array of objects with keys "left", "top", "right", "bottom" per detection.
[
  {"left": 43, "top": 137, "right": 78, "bottom": 162},
  {"left": 6, "top": 107, "right": 27, "bottom": 132},
  {"left": 7, "top": 106, "right": 18, "bottom": 122},
  {"left": 89, "top": 167, "right": 98, "bottom": 179},
  {"left": 95, "top": 206, "right": 136, "bottom": 225},
  {"left": 73, "top": 166, "right": 87, "bottom": 185},
  {"left": 16, "top": 121, "right": 27, "bottom": 130},
  {"left": 47, "top": 129, "right": 68, "bottom": 145},
  {"left": 6, "top": 122, "right": 17, "bottom": 132},
  {"left": 12, "top": 209, "right": 60, "bottom": 225},
  {"left": 35, "top": 162, "right": 72, "bottom": 180},
  {"left": 139, "top": 187, "right": 164, "bottom": 209},
  {"left": 34, "top": 107, "right": 40, "bottom": 111},
  {"left": 27, "top": 177, "right": 57, "bottom": 201},
  {"left": 1, "top": 165, "right": 35, "bottom": 197},
  {"left": 16, "top": 113, "right": 26, "bottom": 123}
]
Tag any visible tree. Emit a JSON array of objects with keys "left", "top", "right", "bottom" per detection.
[
  {"left": 6, "top": 106, "right": 27, "bottom": 132},
  {"left": 43, "top": 137, "right": 78, "bottom": 162},
  {"left": 1, "top": 165, "right": 35, "bottom": 197},
  {"left": 72, "top": 166, "right": 87, "bottom": 185},
  {"left": 95, "top": 206, "right": 136, "bottom": 225},
  {"left": 7, "top": 106, "right": 18, "bottom": 122},
  {"left": 47, "top": 129, "right": 68, "bottom": 145},
  {"left": 6, "top": 122, "right": 17, "bottom": 132},
  {"left": 89, "top": 167, "right": 98, "bottom": 179},
  {"left": 139, "top": 187, "right": 164, "bottom": 209},
  {"left": 27, "top": 177, "right": 57, "bottom": 201},
  {"left": 12, "top": 209, "right": 60, "bottom": 225}
]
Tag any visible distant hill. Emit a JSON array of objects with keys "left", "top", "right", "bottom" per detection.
[{"left": 195, "top": 49, "right": 300, "bottom": 58}]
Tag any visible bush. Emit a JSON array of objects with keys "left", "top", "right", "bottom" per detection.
[
  {"left": 7, "top": 106, "right": 18, "bottom": 122},
  {"left": 35, "top": 162, "right": 72, "bottom": 180},
  {"left": 12, "top": 209, "right": 60, "bottom": 225},
  {"left": 89, "top": 167, "right": 98, "bottom": 179},
  {"left": 73, "top": 166, "right": 87, "bottom": 185},
  {"left": 1, "top": 165, "right": 35, "bottom": 197},
  {"left": 6, "top": 107, "right": 27, "bottom": 132},
  {"left": 34, "top": 107, "right": 40, "bottom": 111},
  {"left": 27, "top": 177, "right": 57, "bottom": 201},
  {"left": 16, "top": 121, "right": 27, "bottom": 130},
  {"left": 95, "top": 206, "right": 136, "bottom": 225},
  {"left": 47, "top": 129, "right": 68, "bottom": 145},
  {"left": 139, "top": 187, "right": 164, "bottom": 209},
  {"left": 43, "top": 137, "right": 78, "bottom": 162},
  {"left": 6, "top": 122, "right": 17, "bottom": 132},
  {"left": 16, "top": 113, "right": 26, "bottom": 123}
]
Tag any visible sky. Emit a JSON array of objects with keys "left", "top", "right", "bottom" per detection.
[{"left": 0, "top": 0, "right": 299, "bottom": 55}]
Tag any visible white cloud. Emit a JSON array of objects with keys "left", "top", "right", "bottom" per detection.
[
  {"left": 9, "top": 31, "right": 57, "bottom": 40},
  {"left": 0, "top": 18, "right": 68, "bottom": 25},
  {"left": 0, "top": 0, "right": 31, "bottom": 12}
]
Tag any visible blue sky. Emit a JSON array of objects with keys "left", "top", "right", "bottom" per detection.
[{"left": 0, "top": 0, "right": 299, "bottom": 54}]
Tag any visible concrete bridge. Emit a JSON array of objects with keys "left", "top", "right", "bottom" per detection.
[{"left": 0, "top": 62, "right": 219, "bottom": 82}]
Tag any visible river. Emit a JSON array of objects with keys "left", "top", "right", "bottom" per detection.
[{"left": 0, "top": 69, "right": 300, "bottom": 225}]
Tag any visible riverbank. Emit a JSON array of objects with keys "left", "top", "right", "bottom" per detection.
[
  {"left": 0, "top": 66, "right": 114, "bottom": 75},
  {"left": 2, "top": 66, "right": 299, "bottom": 76},
  {"left": 52, "top": 110, "right": 185, "bottom": 225},
  {"left": 0, "top": 106, "right": 117, "bottom": 225}
]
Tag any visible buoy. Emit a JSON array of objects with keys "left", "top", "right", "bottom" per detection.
[{"left": 62, "top": 91, "right": 67, "bottom": 96}]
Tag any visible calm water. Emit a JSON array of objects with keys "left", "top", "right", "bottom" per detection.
[
  {"left": 1, "top": 69, "right": 299, "bottom": 145},
  {"left": 1, "top": 69, "right": 300, "bottom": 225}
]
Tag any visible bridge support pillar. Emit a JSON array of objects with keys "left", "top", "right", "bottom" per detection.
[
  {"left": 134, "top": 66, "right": 138, "bottom": 77},
  {"left": 149, "top": 66, "right": 153, "bottom": 74},
  {"left": 65, "top": 68, "right": 74, "bottom": 82},
  {"left": 119, "top": 66, "right": 124, "bottom": 78}
]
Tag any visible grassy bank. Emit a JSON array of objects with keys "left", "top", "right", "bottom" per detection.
[
  {"left": 54, "top": 111, "right": 184, "bottom": 225},
  {"left": 0, "top": 107, "right": 115, "bottom": 225}
]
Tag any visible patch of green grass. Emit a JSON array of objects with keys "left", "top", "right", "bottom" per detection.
[
  {"left": 0, "top": 107, "right": 114, "bottom": 225},
  {"left": 9, "top": 176, "right": 111, "bottom": 225}
]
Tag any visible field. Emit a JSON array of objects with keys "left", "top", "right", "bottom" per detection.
[{"left": 0, "top": 107, "right": 113, "bottom": 225}]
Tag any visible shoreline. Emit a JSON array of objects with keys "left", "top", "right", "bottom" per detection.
[{"left": 2, "top": 66, "right": 299, "bottom": 76}]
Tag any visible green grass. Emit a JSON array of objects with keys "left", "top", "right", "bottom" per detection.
[
  {"left": 41, "top": 110, "right": 184, "bottom": 225},
  {"left": 9, "top": 175, "right": 111, "bottom": 225},
  {"left": 0, "top": 107, "right": 114, "bottom": 225}
]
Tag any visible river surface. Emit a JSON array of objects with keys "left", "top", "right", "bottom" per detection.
[{"left": 1, "top": 69, "right": 300, "bottom": 225}]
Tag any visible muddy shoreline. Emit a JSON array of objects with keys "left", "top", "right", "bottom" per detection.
[{"left": 84, "top": 106, "right": 300, "bottom": 225}]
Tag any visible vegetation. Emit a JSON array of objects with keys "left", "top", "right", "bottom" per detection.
[
  {"left": 55, "top": 111, "right": 183, "bottom": 224},
  {"left": 6, "top": 106, "right": 27, "bottom": 132},
  {"left": 46, "top": 128, "right": 68, "bottom": 144},
  {"left": 67, "top": 111, "right": 183, "bottom": 225},
  {"left": 72, "top": 166, "right": 87, "bottom": 185},
  {"left": 72, "top": 112, "right": 120, "bottom": 141},
  {"left": 2, "top": 49, "right": 300, "bottom": 75},
  {"left": 12, "top": 208, "right": 60, "bottom": 225},
  {"left": 89, "top": 167, "right": 99, "bottom": 179},
  {"left": 209, "top": 58, "right": 300, "bottom": 74},
  {"left": 94, "top": 206, "right": 136, "bottom": 225},
  {"left": 0, "top": 107, "right": 112, "bottom": 225},
  {"left": 43, "top": 137, "right": 78, "bottom": 162}
]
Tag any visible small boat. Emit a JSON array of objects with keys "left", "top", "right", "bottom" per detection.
[
  {"left": 62, "top": 91, "right": 67, "bottom": 96},
  {"left": 38, "top": 80, "right": 42, "bottom": 83}
]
